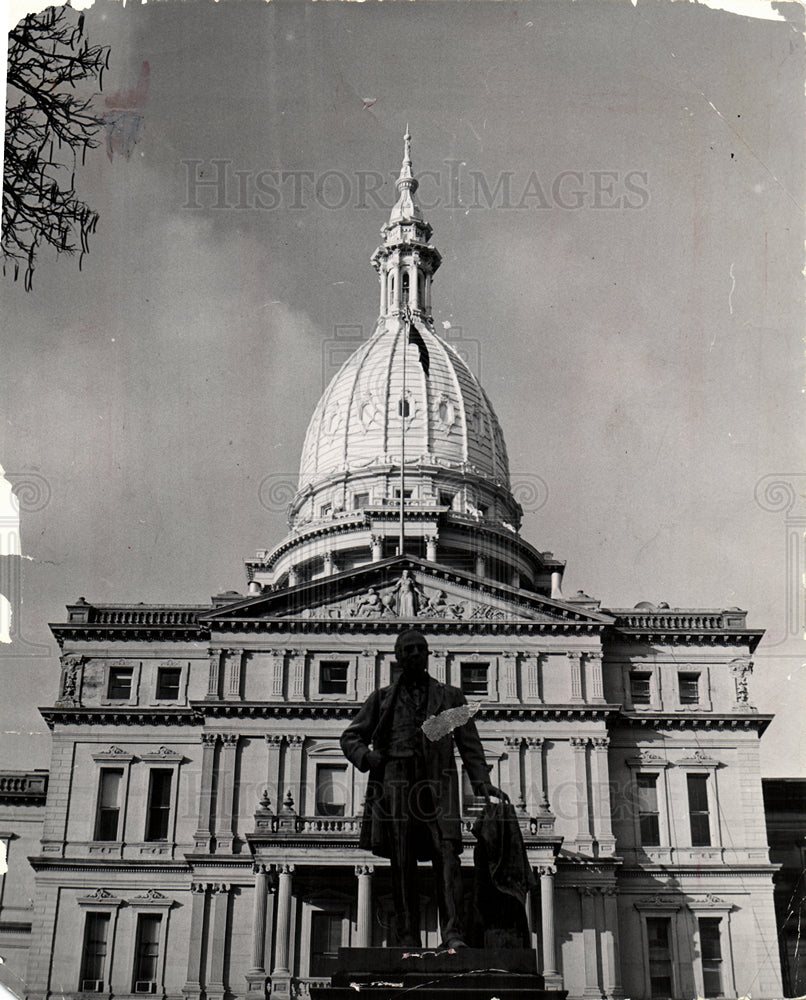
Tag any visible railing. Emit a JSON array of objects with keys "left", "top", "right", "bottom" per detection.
[
  {"left": 0, "top": 772, "right": 48, "bottom": 799},
  {"left": 291, "top": 978, "right": 331, "bottom": 998},
  {"left": 614, "top": 611, "right": 738, "bottom": 630},
  {"left": 90, "top": 607, "right": 202, "bottom": 625},
  {"left": 298, "top": 816, "right": 361, "bottom": 834},
  {"left": 254, "top": 814, "right": 361, "bottom": 836}
]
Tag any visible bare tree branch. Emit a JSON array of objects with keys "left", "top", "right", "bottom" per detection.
[{"left": 3, "top": 6, "right": 110, "bottom": 290}]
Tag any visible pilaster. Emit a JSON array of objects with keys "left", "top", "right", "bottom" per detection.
[
  {"left": 590, "top": 736, "right": 616, "bottom": 855},
  {"left": 214, "top": 734, "right": 239, "bottom": 854},
  {"left": 206, "top": 883, "right": 231, "bottom": 1000},
  {"left": 182, "top": 883, "right": 208, "bottom": 998},
  {"left": 571, "top": 737, "right": 594, "bottom": 852},
  {"left": 580, "top": 887, "right": 604, "bottom": 999},
  {"left": 194, "top": 733, "right": 218, "bottom": 851}
]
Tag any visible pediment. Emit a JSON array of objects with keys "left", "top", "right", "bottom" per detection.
[{"left": 201, "top": 557, "right": 612, "bottom": 628}]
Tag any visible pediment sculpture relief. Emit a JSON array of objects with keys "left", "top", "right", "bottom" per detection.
[{"left": 349, "top": 571, "right": 476, "bottom": 620}]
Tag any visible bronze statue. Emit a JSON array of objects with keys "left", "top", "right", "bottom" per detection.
[{"left": 340, "top": 628, "right": 505, "bottom": 949}]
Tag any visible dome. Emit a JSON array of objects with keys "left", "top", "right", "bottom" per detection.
[{"left": 297, "top": 314, "right": 510, "bottom": 495}]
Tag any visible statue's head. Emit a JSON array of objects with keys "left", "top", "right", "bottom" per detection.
[{"left": 394, "top": 628, "right": 429, "bottom": 681}]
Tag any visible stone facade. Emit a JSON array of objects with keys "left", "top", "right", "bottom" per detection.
[{"left": 0, "top": 136, "right": 784, "bottom": 1000}]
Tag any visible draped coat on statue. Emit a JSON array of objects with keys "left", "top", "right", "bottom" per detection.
[{"left": 340, "top": 675, "right": 491, "bottom": 858}]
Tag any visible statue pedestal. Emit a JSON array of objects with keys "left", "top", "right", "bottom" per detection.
[{"left": 310, "top": 948, "right": 567, "bottom": 1000}]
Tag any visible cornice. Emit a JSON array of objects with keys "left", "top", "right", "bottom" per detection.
[
  {"left": 206, "top": 618, "right": 603, "bottom": 637},
  {"left": 609, "top": 627, "right": 763, "bottom": 652},
  {"left": 616, "top": 712, "right": 773, "bottom": 734},
  {"left": 50, "top": 624, "right": 208, "bottom": 648},
  {"left": 191, "top": 701, "right": 619, "bottom": 722},
  {"left": 618, "top": 865, "right": 779, "bottom": 878},
  {"left": 39, "top": 706, "right": 202, "bottom": 729},
  {"left": 29, "top": 857, "right": 191, "bottom": 873}
]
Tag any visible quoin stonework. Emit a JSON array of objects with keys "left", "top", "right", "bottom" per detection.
[{"left": 0, "top": 134, "right": 783, "bottom": 1000}]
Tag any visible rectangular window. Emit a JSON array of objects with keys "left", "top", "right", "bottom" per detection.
[
  {"left": 439, "top": 491, "right": 455, "bottom": 508},
  {"left": 315, "top": 764, "right": 348, "bottom": 817},
  {"left": 80, "top": 912, "right": 110, "bottom": 990},
  {"left": 393, "top": 488, "right": 413, "bottom": 500},
  {"left": 647, "top": 916, "right": 674, "bottom": 999},
  {"left": 107, "top": 666, "right": 133, "bottom": 700},
  {"left": 320, "top": 503, "right": 332, "bottom": 517},
  {"left": 460, "top": 663, "right": 489, "bottom": 697},
  {"left": 630, "top": 671, "right": 652, "bottom": 706},
  {"left": 94, "top": 768, "right": 123, "bottom": 841},
  {"left": 319, "top": 660, "right": 349, "bottom": 695},
  {"left": 678, "top": 672, "right": 700, "bottom": 706},
  {"left": 145, "top": 770, "right": 172, "bottom": 841},
  {"left": 687, "top": 774, "right": 711, "bottom": 847},
  {"left": 310, "top": 910, "right": 343, "bottom": 977},
  {"left": 637, "top": 773, "right": 661, "bottom": 846},
  {"left": 132, "top": 913, "right": 161, "bottom": 992},
  {"left": 353, "top": 492, "right": 369, "bottom": 509},
  {"left": 699, "top": 917, "right": 723, "bottom": 997},
  {"left": 156, "top": 666, "right": 181, "bottom": 700}
]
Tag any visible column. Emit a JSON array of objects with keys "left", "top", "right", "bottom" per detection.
[
  {"left": 601, "top": 887, "right": 624, "bottom": 999},
  {"left": 568, "top": 652, "right": 583, "bottom": 702},
  {"left": 525, "top": 737, "right": 545, "bottom": 814},
  {"left": 287, "top": 650, "right": 304, "bottom": 700},
  {"left": 194, "top": 734, "right": 218, "bottom": 851},
  {"left": 580, "top": 888, "right": 602, "bottom": 999},
  {"left": 380, "top": 268, "right": 388, "bottom": 315},
  {"left": 265, "top": 735, "right": 283, "bottom": 809},
  {"left": 539, "top": 865, "right": 562, "bottom": 989},
  {"left": 287, "top": 565, "right": 298, "bottom": 587},
  {"left": 501, "top": 650, "right": 518, "bottom": 701},
  {"left": 207, "top": 884, "right": 231, "bottom": 1000},
  {"left": 571, "top": 738, "right": 593, "bottom": 852},
  {"left": 370, "top": 535, "right": 383, "bottom": 561},
  {"left": 429, "top": 650, "right": 446, "bottom": 684},
  {"left": 409, "top": 261, "right": 419, "bottom": 310},
  {"left": 590, "top": 737, "right": 616, "bottom": 854},
  {"left": 270, "top": 864, "right": 294, "bottom": 999},
  {"left": 357, "top": 650, "right": 376, "bottom": 700},
  {"left": 355, "top": 865, "right": 374, "bottom": 947},
  {"left": 206, "top": 649, "right": 222, "bottom": 700},
  {"left": 323, "top": 551, "right": 336, "bottom": 576},
  {"left": 246, "top": 865, "right": 270, "bottom": 992},
  {"left": 215, "top": 734, "right": 238, "bottom": 854},
  {"left": 504, "top": 736, "right": 525, "bottom": 811},
  {"left": 182, "top": 884, "right": 208, "bottom": 998},
  {"left": 270, "top": 650, "right": 284, "bottom": 699},
  {"left": 425, "top": 534, "right": 438, "bottom": 562},
  {"left": 224, "top": 648, "right": 243, "bottom": 701},
  {"left": 525, "top": 653, "right": 543, "bottom": 703},
  {"left": 588, "top": 652, "right": 605, "bottom": 703},
  {"left": 284, "top": 735, "right": 304, "bottom": 809},
  {"left": 475, "top": 553, "right": 486, "bottom": 578},
  {"left": 392, "top": 264, "right": 401, "bottom": 310}
]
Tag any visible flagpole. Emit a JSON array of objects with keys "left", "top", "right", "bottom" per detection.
[{"left": 399, "top": 306, "right": 408, "bottom": 556}]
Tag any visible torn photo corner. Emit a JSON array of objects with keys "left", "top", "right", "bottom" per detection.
[{"left": 421, "top": 702, "right": 482, "bottom": 741}]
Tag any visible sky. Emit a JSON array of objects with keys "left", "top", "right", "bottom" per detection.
[{"left": 1, "top": 0, "right": 804, "bottom": 774}]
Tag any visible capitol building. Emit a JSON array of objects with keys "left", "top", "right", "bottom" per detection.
[{"left": 0, "top": 135, "right": 783, "bottom": 1000}]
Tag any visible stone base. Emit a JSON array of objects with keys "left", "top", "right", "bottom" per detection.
[{"left": 310, "top": 948, "right": 567, "bottom": 1000}]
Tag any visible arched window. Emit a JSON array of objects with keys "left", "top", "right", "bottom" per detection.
[{"left": 401, "top": 271, "right": 409, "bottom": 304}]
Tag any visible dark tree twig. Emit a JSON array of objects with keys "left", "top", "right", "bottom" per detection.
[{"left": 3, "top": 6, "right": 110, "bottom": 290}]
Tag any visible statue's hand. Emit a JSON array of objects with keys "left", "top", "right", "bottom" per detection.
[
  {"left": 478, "top": 783, "right": 509, "bottom": 801},
  {"left": 366, "top": 749, "right": 386, "bottom": 771}
]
